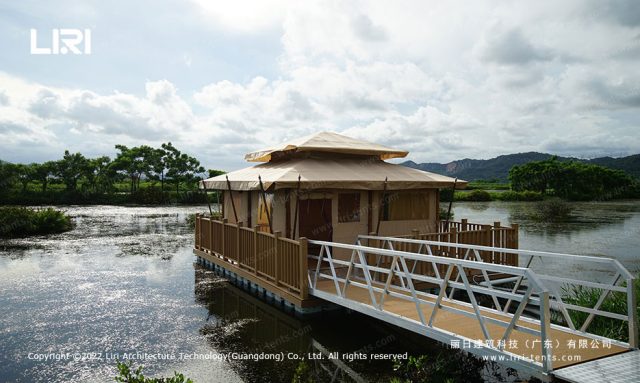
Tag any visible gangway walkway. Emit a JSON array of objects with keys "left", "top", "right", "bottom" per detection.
[{"left": 307, "top": 236, "right": 638, "bottom": 382}]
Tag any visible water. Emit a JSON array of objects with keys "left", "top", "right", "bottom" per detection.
[
  {"left": 452, "top": 200, "right": 640, "bottom": 281},
  {"left": 0, "top": 206, "right": 492, "bottom": 383},
  {"left": 1, "top": 202, "right": 639, "bottom": 382}
]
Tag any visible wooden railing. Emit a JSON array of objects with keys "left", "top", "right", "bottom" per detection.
[
  {"left": 396, "top": 219, "right": 519, "bottom": 265},
  {"left": 365, "top": 219, "right": 519, "bottom": 280},
  {"left": 194, "top": 214, "right": 309, "bottom": 299}
]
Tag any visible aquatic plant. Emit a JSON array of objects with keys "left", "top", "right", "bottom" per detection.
[
  {"left": 114, "top": 361, "right": 193, "bottom": 383},
  {"left": 0, "top": 206, "right": 73, "bottom": 238},
  {"left": 390, "top": 352, "right": 486, "bottom": 383},
  {"left": 531, "top": 198, "right": 573, "bottom": 222},
  {"left": 561, "top": 277, "right": 640, "bottom": 343}
]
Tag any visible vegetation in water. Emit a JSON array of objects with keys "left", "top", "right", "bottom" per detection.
[
  {"left": 291, "top": 360, "right": 315, "bottom": 383},
  {"left": 560, "top": 277, "right": 640, "bottom": 343},
  {"left": 0, "top": 144, "right": 225, "bottom": 205},
  {"left": 0, "top": 206, "right": 73, "bottom": 238},
  {"left": 531, "top": 198, "right": 574, "bottom": 222},
  {"left": 389, "top": 353, "right": 487, "bottom": 383},
  {"left": 509, "top": 157, "right": 638, "bottom": 201},
  {"left": 440, "top": 189, "right": 543, "bottom": 203},
  {"left": 114, "top": 361, "right": 193, "bottom": 383},
  {"left": 438, "top": 207, "right": 454, "bottom": 220}
]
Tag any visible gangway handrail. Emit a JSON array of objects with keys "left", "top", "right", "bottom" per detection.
[
  {"left": 357, "top": 234, "right": 634, "bottom": 280},
  {"left": 307, "top": 238, "right": 636, "bottom": 376},
  {"left": 355, "top": 234, "right": 638, "bottom": 349}
]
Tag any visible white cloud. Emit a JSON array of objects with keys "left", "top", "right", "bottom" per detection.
[{"left": 1, "top": 0, "right": 639, "bottom": 169}]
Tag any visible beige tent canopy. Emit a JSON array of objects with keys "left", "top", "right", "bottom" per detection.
[
  {"left": 201, "top": 132, "right": 466, "bottom": 191},
  {"left": 244, "top": 131, "right": 408, "bottom": 162}
]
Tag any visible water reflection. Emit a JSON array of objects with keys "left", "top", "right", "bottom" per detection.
[
  {"left": 0, "top": 205, "right": 549, "bottom": 382},
  {"left": 193, "top": 264, "right": 506, "bottom": 383}
]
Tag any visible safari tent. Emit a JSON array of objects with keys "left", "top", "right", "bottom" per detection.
[{"left": 200, "top": 131, "right": 466, "bottom": 246}]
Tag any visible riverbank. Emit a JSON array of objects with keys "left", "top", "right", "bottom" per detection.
[{"left": 0, "top": 188, "right": 212, "bottom": 206}]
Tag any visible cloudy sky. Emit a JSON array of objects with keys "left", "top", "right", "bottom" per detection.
[{"left": 0, "top": 0, "right": 639, "bottom": 171}]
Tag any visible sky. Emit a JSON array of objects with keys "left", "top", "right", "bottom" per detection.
[{"left": 0, "top": 0, "right": 639, "bottom": 171}]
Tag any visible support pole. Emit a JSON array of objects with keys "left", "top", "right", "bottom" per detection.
[
  {"left": 444, "top": 177, "right": 458, "bottom": 232},
  {"left": 292, "top": 175, "right": 301, "bottom": 239},
  {"left": 226, "top": 175, "right": 238, "bottom": 223},
  {"left": 258, "top": 175, "right": 273, "bottom": 234},
  {"left": 201, "top": 178, "right": 213, "bottom": 216},
  {"left": 375, "top": 177, "right": 388, "bottom": 235}
]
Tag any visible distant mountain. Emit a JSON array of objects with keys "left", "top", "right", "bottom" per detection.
[{"left": 402, "top": 152, "right": 640, "bottom": 181}]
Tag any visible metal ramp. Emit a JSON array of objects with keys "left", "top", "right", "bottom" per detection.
[
  {"left": 306, "top": 236, "right": 638, "bottom": 382},
  {"left": 553, "top": 350, "right": 640, "bottom": 383}
]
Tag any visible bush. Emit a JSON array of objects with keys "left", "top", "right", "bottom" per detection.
[
  {"left": 459, "top": 190, "right": 492, "bottom": 201},
  {"left": 0, "top": 207, "right": 73, "bottom": 238},
  {"left": 115, "top": 362, "right": 193, "bottom": 383},
  {"left": 532, "top": 198, "right": 573, "bottom": 221},
  {"left": 495, "top": 190, "right": 543, "bottom": 201}
]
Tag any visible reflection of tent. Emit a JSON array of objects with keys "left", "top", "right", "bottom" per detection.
[{"left": 200, "top": 131, "right": 465, "bottom": 244}]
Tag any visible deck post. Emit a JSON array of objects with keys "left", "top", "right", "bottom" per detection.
[
  {"left": 195, "top": 213, "right": 201, "bottom": 250},
  {"left": 236, "top": 221, "right": 243, "bottom": 264},
  {"left": 221, "top": 218, "right": 227, "bottom": 260},
  {"left": 299, "top": 237, "right": 309, "bottom": 299},
  {"left": 628, "top": 277, "right": 638, "bottom": 348},
  {"left": 274, "top": 231, "right": 281, "bottom": 286},
  {"left": 450, "top": 227, "right": 457, "bottom": 258},
  {"left": 493, "top": 221, "right": 501, "bottom": 262},
  {"left": 209, "top": 216, "right": 213, "bottom": 253},
  {"left": 511, "top": 223, "right": 519, "bottom": 247},
  {"left": 461, "top": 218, "right": 468, "bottom": 231},
  {"left": 253, "top": 225, "right": 259, "bottom": 275},
  {"left": 540, "top": 290, "right": 553, "bottom": 372}
]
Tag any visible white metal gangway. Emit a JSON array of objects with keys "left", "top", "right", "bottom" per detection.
[{"left": 306, "top": 235, "right": 638, "bottom": 382}]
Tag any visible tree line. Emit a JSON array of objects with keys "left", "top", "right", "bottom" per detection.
[
  {"left": 509, "top": 157, "right": 638, "bottom": 201},
  {"left": 0, "top": 143, "right": 225, "bottom": 204}
]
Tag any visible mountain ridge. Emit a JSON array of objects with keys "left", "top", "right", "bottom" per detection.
[{"left": 402, "top": 152, "right": 640, "bottom": 181}]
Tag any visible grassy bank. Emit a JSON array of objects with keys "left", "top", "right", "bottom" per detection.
[
  {"left": 440, "top": 189, "right": 544, "bottom": 202},
  {"left": 0, "top": 207, "right": 73, "bottom": 238}
]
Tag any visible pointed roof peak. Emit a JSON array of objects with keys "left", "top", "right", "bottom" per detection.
[{"left": 244, "top": 131, "right": 409, "bottom": 162}]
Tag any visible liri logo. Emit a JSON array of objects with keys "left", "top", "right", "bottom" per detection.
[{"left": 30, "top": 29, "right": 92, "bottom": 55}]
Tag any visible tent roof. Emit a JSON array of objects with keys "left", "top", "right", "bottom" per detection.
[
  {"left": 244, "top": 131, "right": 408, "bottom": 162},
  {"left": 201, "top": 157, "right": 466, "bottom": 191}
]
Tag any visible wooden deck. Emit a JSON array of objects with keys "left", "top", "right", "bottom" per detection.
[{"left": 314, "top": 279, "right": 626, "bottom": 370}]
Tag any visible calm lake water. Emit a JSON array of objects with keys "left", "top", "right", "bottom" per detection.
[{"left": 0, "top": 201, "right": 639, "bottom": 382}]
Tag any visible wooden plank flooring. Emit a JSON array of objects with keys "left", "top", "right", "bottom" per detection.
[{"left": 315, "top": 279, "right": 626, "bottom": 369}]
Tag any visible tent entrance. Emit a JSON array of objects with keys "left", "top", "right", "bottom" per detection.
[{"left": 299, "top": 198, "right": 333, "bottom": 255}]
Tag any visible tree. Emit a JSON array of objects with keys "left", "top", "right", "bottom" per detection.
[
  {"left": 14, "top": 164, "right": 36, "bottom": 192},
  {"left": 84, "top": 156, "right": 112, "bottom": 193},
  {"left": 56, "top": 151, "right": 89, "bottom": 191},
  {"left": 163, "top": 143, "right": 205, "bottom": 195},
  {"left": 0, "top": 162, "right": 18, "bottom": 192},
  {"left": 32, "top": 161, "right": 57, "bottom": 192},
  {"left": 111, "top": 145, "right": 154, "bottom": 193},
  {"left": 509, "top": 158, "right": 634, "bottom": 201},
  {"left": 208, "top": 169, "right": 226, "bottom": 178}
]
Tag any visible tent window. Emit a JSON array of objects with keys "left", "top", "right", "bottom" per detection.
[
  {"left": 338, "top": 193, "right": 360, "bottom": 223},
  {"left": 384, "top": 191, "right": 429, "bottom": 221}
]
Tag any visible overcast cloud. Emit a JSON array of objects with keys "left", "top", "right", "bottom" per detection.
[{"left": 0, "top": 0, "right": 639, "bottom": 171}]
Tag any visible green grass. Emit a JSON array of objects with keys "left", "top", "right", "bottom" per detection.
[
  {"left": 561, "top": 277, "right": 640, "bottom": 343},
  {"left": 451, "top": 190, "right": 544, "bottom": 202},
  {"left": 0, "top": 206, "right": 73, "bottom": 238}
]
